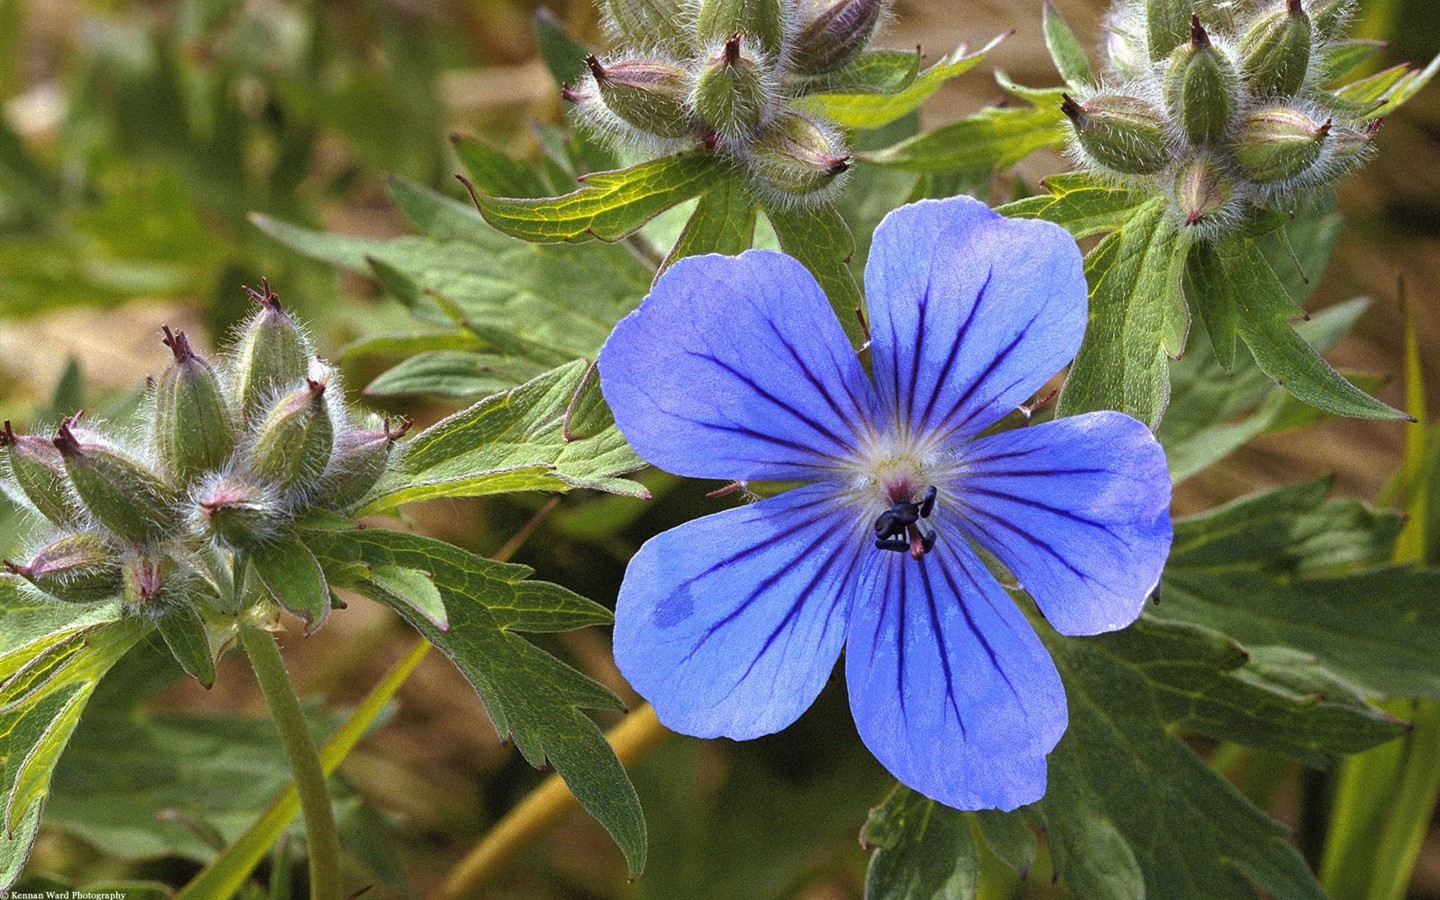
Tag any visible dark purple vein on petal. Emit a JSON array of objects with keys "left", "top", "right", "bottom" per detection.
[
  {"left": 685, "top": 351, "right": 858, "bottom": 455},
  {"left": 917, "top": 270, "right": 991, "bottom": 433}
]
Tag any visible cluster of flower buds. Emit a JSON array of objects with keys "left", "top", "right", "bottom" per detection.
[
  {"left": 564, "top": 0, "right": 892, "bottom": 204},
  {"left": 1063, "top": 0, "right": 1378, "bottom": 239},
  {"left": 0, "top": 282, "right": 408, "bottom": 677}
]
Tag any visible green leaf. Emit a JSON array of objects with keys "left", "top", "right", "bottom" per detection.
[
  {"left": 797, "top": 35, "right": 1005, "bottom": 129},
  {"left": 363, "top": 350, "right": 543, "bottom": 401},
  {"left": 1196, "top": 233, "right": 1404, "bottom": 420},
  {"left": 1000, "top": 172, "right": 1150, "bottom": 239},
  {"left": 470, "top": 153, "right": 731, "bottom": 244},
  {"left": 248, "top": 539, "right": 332, "bottom": 634},
  {"left": 859, "top": 96, "right": 1067, "bottom": 175},
  {"left": 1043, "top": 0, "right": 1093, "bottom": 87},
  {"left": 533, "top": 7, "right": 592, "bottom": 87},
  {"left": 764, "top": 201, "right": 864, "bottom": 344},
  {"left": 154, "top": 603, "right": 216, "bottom": 688},
  {"left": 1154, "top": 481, "right": 1440, "bottom": 699},
  {"left": 802, "top": 49, "right": 922, "bottom": 96},
  {"left": 452, "top": 135, "right": 552, "bottom": 200},
  {"left": 307, "top": 526, "right": 646, "bottom": 876},
  {"left": 367, "top": 359, "right": 647, "bottom": 513},
  {"left": 663, "top": 175, "right": 758, "bottom": 269},
  {"left": 361, "top": 564, "right": 448, "bottom": 632},
  {"left": 1335, "top": 54, "right": 1440, "bottom": 115},
  {"left": 862, "top": 785, "right": 978, "bottom": 900},
  {"left": 1056, "top": 198, "right": 1191, "bottom": 426}
]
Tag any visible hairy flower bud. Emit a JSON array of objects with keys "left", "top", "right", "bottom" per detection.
[
  {"left": 322, "top": 418, "right": 410, "bottom": 511},
  {"left": 792, "top": 0, "right": 891, "bottom": 74},
  {"left": 248, "top": 377, "right": 335, "bottom": 498},
  {"left": 5, "top": 533, "right": 123, "bottom": 605},
  {"left": 155, "top": 327, "right": 234, "bottom": 486},
  {"left": 1310, "top": 0, "right": 1354, "bottom": 39},
  {"left": 697, "top": 0, "right": 785, "bottom": 59},
  {"left": 588, "top": 56, "right": 696, "bottom": 139},
  {"left": 1146, "top": 0, "right": 1192, "bottom": 60},
  {"left": 1234, "top": 106, "right": 1330, "bottom": 183},
  {"left": 747, "top": 112, "right": 852, "bottom": 200},
  {"left": 694, "top": 34, "right": 774, "bottom": 140},
  {"left": 232, "top": 280, "right": 312, "bottom": 424},
  {"left": 1173, "top": 155, "right": 1235, "bottom": 229},
  {"left": 55, "top": 423, "right": 180, "bottom": 545},
  {"left": 1164, "top": 18, "right": 1237, "bottom": 147},
  {"left": 1062, "top": 93, "right": 1175, "bottom": 175},
  {"left": 1328, "top": 119, "right": 1378, "bottom": 169},
  {"left": 196, "top": 474, "right": 286, "bottom": 550},
  {"left": 601, "top": 0, "right": 693, "bottom": 57},
  {"left": 2, "top": 420, "right": 82, "bottom": 526},
  {"left": 1240, "top": 0, "right": 1313, "bottom": 100}
]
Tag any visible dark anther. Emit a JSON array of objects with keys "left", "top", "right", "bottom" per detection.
[
  {"left": 918, "top": 485, "right": 937, "bottom": 519},
  {"left": 872, "top": 487, "right": 939, "bottom": 559},
  {"left": 920, "top": 530, "right": 937, "bottom": 553}
]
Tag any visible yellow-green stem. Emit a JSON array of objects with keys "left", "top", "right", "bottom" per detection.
[
  {"left": 435, "top": 703, "right": 669, "bottom": 900},
  {"left": 239, "top": 625, "right": 343, "bottom": 900}
]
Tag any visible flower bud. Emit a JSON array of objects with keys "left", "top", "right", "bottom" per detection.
[
  {"left": 791, "top": 0, "right": 891, "bottom": 74},
  {"left": 1173, "top": 156, "right": 1235, "bottom": 229},
  {"left": 248, "top": 377, "right": 335, "bottom": 498},
  {"left": 232, "top": 280, "right": 312, "bottom": 424},
  {"left": 697, "top": 0, "right": 785, "bottom": 60},
  {"left": 1328, "top": 119, "right": 1379, "bottom": 169},
  {"left": 587, "top": 56, "right": 696, "bottom": 140},
  {"left": 1240, "top": 0, "right": 1313, "bottom": 100},
  {"left": 747, "top": 112, "right": 852, "bottom": 200},
  {"left": 1146, "top": 0, "right": 1192, "bottom": 60},
  {"left": 1234, "top": 106, "right": 1330, "bottom": 183},
  {"left": 155, "top": 327, "right": 235, "bottom": 486},
  {"left": 322, "top": 417, "right": 410, "bottom": 511},
  {"left": 1164, "top": 18, "right": 1237, "bottom": 147},
  {"left": 5, "top": 533, "right": 123, "bottom": 605},
  {"left": 55, "top": 423, "right": 180, "bottom": 545},
  {"left": 2, "top": 420, "right": 82, "bottom": 526},
  {"left": 693, "top": 34, "right": 774, "bottom": 140},
  {"left": 1062, "top": 93, "right": 1175, "bottom": 175},
  {"left": 1310, "top": 0, "right": 1354, "bottom": 39},
  {"left": 196, "top": 474, "right": 287, "bottom": 550},
  {"left": 601, "top": 0, "right": 693, "bottom": 58}
]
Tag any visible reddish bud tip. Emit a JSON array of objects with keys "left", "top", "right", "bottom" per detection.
[
  {"left": 827, "top": 155, "right": 853, "bottom": 176},
  {"left": 1288, "top": 0, "right": 1303, "bottom": 13},
  {"left": 305, "top": 377, "right": 328, "bottom": 399},
  {"left": 53, "top": 423, "right": 82, "bottom": 457},
  {"left": 1060, "top": 93, "right": 1084, "bottom": 122},
  {"left": 1318, "top": 118, "right": 1334, "bottom": 136},
  {"left": 3, "top": 560, "right": 23, "bottom": 576},
  {"left": 0, "top": 421, "right": 14, "bottom": 448},
  {"left": 724, "top": 32, "right": 743, "bottom": 65},
  {"left": 560, "top": 83, "right": 583, "bottom": 103},
  {"left": 586, "top": 55, "right": 606, "bottom": 82},
  {"left": 1365, "top": 118, "right": 1384, "bottom": 137},
  {"left": 161, "top": 325, "right": 195, "bottom": 363},
  {"left": 1191, "top": 15, "right": 1210, "bottom": 47},
  {"left": 385, "top": 417, "right": 413, "bottom": 441},
  {"left": 242, "top": 277, "right": 283, "bottom": 313}
]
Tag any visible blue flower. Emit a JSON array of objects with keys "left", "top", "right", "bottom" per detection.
[{"left": 598, "top": 196, "right": 1172, "bottom": 810}]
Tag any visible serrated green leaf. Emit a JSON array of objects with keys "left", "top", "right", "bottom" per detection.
[
  {"left": 248, "top": 539, "right": 331, "bottom": 634},
  {"left": 367, "top": 359, "right": 647, "bottom": 512},
  {"left": 863, "top": 785, "right": 977, "bottom": 900},
  {"left": 1154, "top": 482, "right": 1440, "bottom": 698},
  {"left": 1321, "top": 39, "right": 1388, "bottom": 83},
  {"left": 663, "top": 175, "right": 757, "bottom": 269},
  {"left": 859, "top": 99, "right": 1066, "bottom": 175},
  {"left": 1335, "top": 54, "right": 1440, "bottom": 115},
  {"left": 1000, "top": 172, "right": 1149, "bottom": 238},
  {"left": 471, "top": 153, "right": 731, "bottom": 244},
  {"left": 1056, "top": 198, "right": 1191, "bottom": 426},
  {"left": 363, "top": 350, "right": 542, "bottom": 400},
  {"left": 764, "top": 201, "right": 864, "bottom": 344},
  {"left": 1043, "top": 0, "right": 1093, "bottom": 87},
  {"left": 798, "top": 35, "right": 1004, "bottom": 129},
  {"left": 307, "top": 526, "right": 646, "bottom": 876}
]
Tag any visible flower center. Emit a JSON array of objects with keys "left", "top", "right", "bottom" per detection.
[{"left": 873, "top": 484, "right": 938, "bottom": 560}]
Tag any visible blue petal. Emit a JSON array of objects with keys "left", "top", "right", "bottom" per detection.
[
  {"left": 845, "top": 538, "right": 1066, "bottom": 811},
  {"left": 864, "top": 196, "right": 1087, "bottom": 442},
  {"left": 955, "top": 411, "right": 1173, "bottom": 636},
  {"left": 599, "top": 251, "right": 878, "bottom": 481},
  {"left": 614, "top": 484, "right": 865, "bottom": 739}
]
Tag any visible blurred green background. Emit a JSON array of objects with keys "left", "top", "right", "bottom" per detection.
[{"left": 2, "top": 0, "right": 1438, "bottom": 896}]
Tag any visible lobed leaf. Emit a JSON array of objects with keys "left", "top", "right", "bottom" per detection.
[
  {"left": 765, "top": 201, "right": 865, "bottom": 344},
  {"left": 1042, "top": 0, "right": 1093, "bottom": 88},
  {"left": 859, "top": 95, "right": 1067, "bottom": 175},
  {"left": 862, "top": 785, "right": 978, "bottom": 900}
]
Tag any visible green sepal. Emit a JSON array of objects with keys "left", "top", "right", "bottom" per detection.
[
  {"left": 1, "top": 423, "right": 83, "bottom": 527},
  {"left": 697, "top": 0, "right": 784, "bottom": 59},
  {"left": 1146, "top": 0, "right": 1192, "bottom": 61},
  {"left": 248, "top": 380, "right": 334, "bottom": 499},
  {"left": 154, "top": 328, "right": 234, "bottom": 486},
  {"left": 231, "top": 283, "right": 312, "bottom": 425},
  {"left": 154, "top": 601, "right": 217, "bottom": 688},
  {"left": 55, "top": 426, "right": 180, "bottom": 546},
  {"left": 1063, "top": 93, "right": 1175, "bottom": 175},
  {"left": 1239, "top": 0, "right": 1313, "bottom": 100},
  {"left": 4, "top": 533, "right": 123, "bottom": 606},
  {"left": 790, "top": 0, "right": 889, "bottom": 75},
  {"left": 588, "top": 56, "right": 696, "bottom": 140},
  {"left": 248, "top": 538, "right": 332, "bottom": 634},
  {"left": 1164, "top": 23, "right": 1237, "bottom": 147}
]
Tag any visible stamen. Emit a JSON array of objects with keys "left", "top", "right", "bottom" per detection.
[{"left": 871, "top": 485, "right": 940, "bottom": 559}]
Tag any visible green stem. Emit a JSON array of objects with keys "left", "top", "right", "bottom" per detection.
[{"left": 239, "top": 625, "right": 343, "bottom": 900}]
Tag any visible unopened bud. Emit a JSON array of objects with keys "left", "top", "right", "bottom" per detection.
[
  {"left": 792, "top": 0, "right": 890, "bottom": 74},
  {"left": 601, "top": 0, "right": 693, "bottom": 58},
  {"left": 1063, "top": 93, "right": 1175, "bottom": 175},
  {"left": 588, "top": 56, "right": 696, "bottom": 140},
  {"left": 5, "top": 533, "right": 123, "bottom": 605},
  {"left": 248, "top": 377, "right": 335, "bottom": 498},
  {"left": 1173, "top": 156, "right": 1235, "bottom": 228},
  {"left": 1165, "top": 18, "right": 1237, "bottom": 147},
  {"left": 322, "top": 417, "right": 410, "bottom": 511},
  {"left": 697, "top": 0, "right": 785, "bottom": 59},
  {"left": 1328, "top": 119, "right": 1379, "bottom": 168},
  {"left": 55, "top": 423, "right": 180, "bottom": 545},
  {"left": 1310, "top": 0, "right": 1354, "bottom": 39},
  {"left": 2, "top": 420, "right": 82, "bottom": 526},
  {"left": 155, "top": 327, "right": 234, "bottom": 486},
  {"left": 747, "top": 112, "right": 852, "bottom": 200},
  {"left": 196, "top": 474, "right": 286, "bottom": 550},
  {"left": 694, "top": 34, "right": 774, "bottom": 140},
  {"left": 1146, "top": 0, "right": 1192, "bottom": 60},
  {"left": 1234, "top": 106, "right": 1330, "bottom": 183},
  {"left": 232, "top": 280, "right": 312, "bottom": 424},
  {"left": 1240, "top": 0, "right": 1313, "bottom": 100}
]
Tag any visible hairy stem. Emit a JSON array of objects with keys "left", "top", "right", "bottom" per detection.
[
  {"left": 240, "top": 625, "right": 343, "bottom": 900},
  {"left": 435, "top": 703, "right": 668, "bottom": 900}
]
